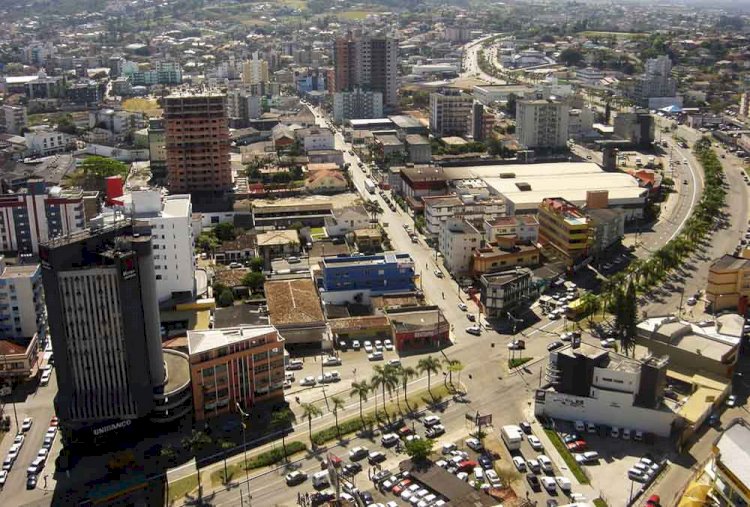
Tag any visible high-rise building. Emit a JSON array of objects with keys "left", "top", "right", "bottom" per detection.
[
  {"left": 629, "top": 55, "right": 677, "bottom": 107},
  {"left": 227, "top": 88, "right": 263, "bottom": 126},
  {"left": 0, "top": 257, "right": 47, "bottom": 344},
  {"left": 740, "top": 92, "right": 750, "bottom": 119},
  {"left": 537, "top": 197, "right": 592, "bottom": 265},
  {"left": 333, "top": 89, "right": 383, "bottom": 122},
  {"left": 0, "top": 179, "right": 86, "bottom": 255},
  {"left": 164, "top": 92, "right": 232, "bottom": 196},
  {"left": 148, "top": 118, "right": 167, "bottom": 184},
  {"left": 241, "top": 54, "right": 269, "bottom": 85},
  {"left": 40, "top": 222, "right": 191, "bottom": 446},
  {"left": 2, "top": 105, "right": 27, "bottom": 135},
  {"left": 429, "top": 89, "right": 473, "bottom": 137},
  {"left": 515, "top": 98, "right": 570, "bottom": 149},
  {"left": 333, "top": 33, "right": 398, "bottom": 108}
]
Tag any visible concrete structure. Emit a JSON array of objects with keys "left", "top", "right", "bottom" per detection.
[
  {"left": 329, "top": 316, "right": 392, "bottom": 348},
  {"left": 536, "top": 345, "right": 675, "bottom": 437},
  {"left": 439, "top": 219, "right": 481, "bottom": 276},
  {"left": 0, "top": 258, "right": 47, "bottom": 345},
  {"left": 24, "top": 127, "right": 68, "bottom": 156},
  {"left": 538, "top": 197, "right": 593, "bottom": 265},
  {"left": 227, "top": 89, "right": 263, "bottom": 125},
  {"left": 40, "top": 222, "right": 191, "bottom": 447},
  {"left": 251, "top": 201, "right": 333, "bottom": 230},
  {"left": 588, "top": 208, "right": 625, "bottom": 254},
  {"left": 404, "top": 135, "right": 431, "bottom": 163},
  {"left": 188, "top": 325, "right": 284, "bottom": 421},
  {"left": 568, "top": 108, "right": 595, "bottom": 140},
  {"left": 386, "top": 305, "right": 450, "bottom": 352},
  {"left": 479, "top": 267, "right": 536, "bottom": 317},
  {"left": 318, "top": 253, "right": 416, "bottom": 304},
  {"left": 515, "top": 98, "right": 569, "bottom": 150},
  {"left": 576, "top": 67, "right": 604, "bottom": 86},
  {"left": 324, "top": 205, "right": 370, "bottom": 238},
  {"left": 0, "top": 333, "right": 40, "bottom": 383},
  {"left": 613, "top": 111, "right": 655, "bottom": 148},
  {"left": 429, "top": 89, "right": 473, "bottom": 137},
  {"left": 241, "top": 55, "right": 269, "bottom": 85},
  {"left": 471, "top": 242, "right": 541, "bottom": 277},
  {"left": 148, "top": 118, "right": 167, "bottom": 183},
  {"left": 164, "top": 92, "right": 232, "bottom": 196},
  {"left": 2, "top": 105, "right": 27, "bottom": 135},
  {"left": 708, "top": 418, "right": 750, "bottom": 506},
  {"left": 333, "top": 89, "right": 383, "bottom": 123},
  {"left": 706, "top": 255, "right": 750, "bottom": 313},
  {"left": 0, "top": 179, "right": 86, "bottom": 255},
  {"left": 299, "top": 128, "right": 335, "bottom": 152},
  {"left": 333, "top": 34, "right": 399, "bottom": 108},
  {"left": 629, "top": 56, "right": 678, "bottom": 107},
  {"left": 472, "top": 84, "right": 533, "bottom": 105},
  {"left": 130, "top": 191, "right": 195, "bottom": 303},
  {"left": 483, "top": 215, "right": 539, "bottom": 245}
]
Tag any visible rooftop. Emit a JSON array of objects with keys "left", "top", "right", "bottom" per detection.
[
  {"left": 257, "top": 229, "right": 300, "bottom": 247},
  {"left": 0, "top": 336, "right": 34, "bottom": 355},
  {"left": 321, "top": 252, "right": 414, "bottom": 269},
  {"left": 265, "top": 278, "right": 325, "bottom": 326},
  {"left": 162, "top": 194, "right": 191, "bottom": 218},
  {"left": 187, "top": 325, "right": 281, "bottom": 356},
  {"left": 710, "top": 254, "right": 750, "bottom": 272},
  {"left": 0, "top": 263, "right": 40, "bottom": 278},
  {"left": 481, "top": 267, "right": 533, "bottom": 285},
  {"left": 715, "top": 419, "right": 750, "bottom": 489},
  {"left": 329, "top": 315, "right": 391, "bottom": 332},
  {"left": 162, "top": 349, "right": 191, "bottom": 394}
]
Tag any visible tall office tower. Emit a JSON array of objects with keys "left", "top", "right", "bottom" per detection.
[
  {"left": 241, "top": 53, "right": 269, "bottom": 85},
  {"left": 40, "top": 223, "right": 188, "bottom": 446},
  {"left": 163, "top": 92, "right": 232, "bottom": 198},
  {"left": 334, "top": 33, "right": 399, "bottom": 108}
]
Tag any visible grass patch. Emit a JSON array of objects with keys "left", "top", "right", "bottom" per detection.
[
  {"left": 167, "top": 474, "right": 199, "bottom": 504},
  {"left": 543, "top": 429, "right": 589, "bottom": 484},
  {"left": 210, "top": 441, "right": 307, "bottom": 486},
  {"left": 508, "top": 357, "right": 532, "bottom": 369},
  {"left": 338, "top": 10, "right": 373, "bottom": 20},
  {"left": 122, "top": 98, "right": 162, "bottom": 117},
  {"left": 593, "top": 499, "right": 608, "bottom": 507}
]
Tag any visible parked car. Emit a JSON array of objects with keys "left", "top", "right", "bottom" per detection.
[
  {"left": 299, "top": 376, "right": 316, "bottom": 386},
  {"left": 528, "top": 435, "right": 543, "bottom": 451},
  {"left": 368, "top": 351, "right": 384, "bottom": 361},
  {"left": 537, "top": 455, "right": 553, "bottom": 473},
  {"left": 384, "top": 339, "right": 394, "bottom": 350},
  {"left": 466, "top": 325, "right": 481, "bottom": 336},
  {"left": 423, "top": 415, "right": 441, "bottom": 427},
  {"left": 21, "top": 418, "right": 33, "bottom": 433},
  {"left": 348, "top": 447, "right": 369, "bottom": 461},
  {"left": 323, "top": 356, "right": 341, "bottom": 366},
  {"left": 426, "top": 424, "right": 445, "bottom": 438},
  {"left": 457, "top": 303, "right": 468, "bottom": 311},
  {"left": 527, "top": 473, "right": 541, "bottom": 490},
  {"left": 465, "top": 437, "right": 483, "bottom": 451},
  {"left": 512, "top": 456, "right": 527, "bottom": 472},
  {"left": 547, "top": 341, "right": 564, "bottom": 351},
  {"left": 381, "top": 433, "right": 399, "bottom": 447}
]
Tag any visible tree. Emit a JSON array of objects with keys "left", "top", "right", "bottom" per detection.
[
  {"left": 270, "top": 408, "right": 296, "bottom": 462},
  {"left": 444, "top": 359, "right": 464, "bottom": 389},
  {"left": 217, "top": 288, "right": 234, "bottom": 307},
  {"left": 371, "top": 364, "right": 399, "bottom": 422},
  {"left": 181, "top": 430, "right": 212, "bottom": 496},
  {"left": 330, "top": 396, "right": 345, "bottom": 439},
  {"left": 559, "top": 47, "right": 584, "bottom": 67},
  {"left": 79, "top": 156, "right": 129, "bottom": 178},
  {"left": 56, "top": 114, "right": 78, "bottom": 135},
  {"left": 404, "top": 437, "right": 435, "bottom": 463},
  {"left": 249, "top": 257, "right": 264, "bottom": 272},
  {"left": 213, "top": 222, "right": 236, "bottom": 242},
  {"left": 300, "top": 402, "right": 323, "bottom": 447},
  {"left": 242, "top": 271, "right": 265, "bottom": 291},
  {"left": 417, "top": 356, "right": 442, "bottom": 397},
  {"left": 399, "top": 366, "right": 417, "bottom": 412},
  {"left": 350, "top": 381, "right": 371, "bottom": 427},
  {"left": 196, "top": 231, "right": 219, "bottom": 253},
  {"left": 217, "top": 439, "right": 235, "bottom": 484}
]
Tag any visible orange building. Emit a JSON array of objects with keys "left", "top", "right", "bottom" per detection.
[{"left": 188, "top": 325, "right": 285, "bottom": 421}]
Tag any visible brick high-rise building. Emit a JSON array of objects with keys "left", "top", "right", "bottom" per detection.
[
  {"left": 164, "top": 92, "right": 232, "bottom": 196},
  {"left": 334, "top": 33, "right": 398, "bottom": 108}
]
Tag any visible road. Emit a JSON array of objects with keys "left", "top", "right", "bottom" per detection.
[{"left": 461, "top": 35, "right": 505, "bottom": 84}]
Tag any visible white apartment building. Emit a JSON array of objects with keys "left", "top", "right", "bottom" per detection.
[
  {"left": 299, "top": 128, "right": 335, "bottom": 152},
  {"left": 484, "top": 215, "right": 540, "bottom": 245},
  {"left": 242, "top": 55, "right": 269, "bottom": 85},
  {"left": 575, "top": 67, "right": 604, "bottom": 86},
  {"left": 515, "top": 98, "right": 569, "bottom": 149},
  {"left": 568, "top": 108, "right": 595, "bottom": 140},
  {"left": 131, "top": 191, "right": 195, "bottom": 303},
  {"left": 429, "top": 90, "right": 473, "bottom": 137},
  {"left": 439, "top": 218, "right": 482, "bottom": 276},
  {"left": 226, "top": 89, "right": 263, "bottom": 122},
  {"left": 423, "top": 195, "right": 506, "bottom": 238},
  {"left": 0, "top": 257, "right": 47, "bottom": 343},
  {"left": 24, "top": 127, "right": 68, "bottom": 156},
  {"left": 333, "top": 89, "right": 383, "bottom": 123},
  {"left": 2, "top": 105, "right": 27, "bottom": 135}
]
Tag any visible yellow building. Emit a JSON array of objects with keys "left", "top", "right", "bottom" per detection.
[
  {"left": 538, "top": 197, "right": 592, "bottom": 265},
  {"left": 705, "top": 254, "right": 750, "bottom": 313}
]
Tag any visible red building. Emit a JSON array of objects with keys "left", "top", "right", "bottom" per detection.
[{"left": 386, "top": 306, "right": 450, "bottom": 352}]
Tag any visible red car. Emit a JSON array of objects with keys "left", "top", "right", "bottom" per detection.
[
  {"left": 50, "top": 416, "right": 59, "bottom": 427},
  {"left": 566, "top": 440, "right": 587, "bottom": 452},
  {"left": 457, "top": 460, "right": 478, "bottom": 472},
  {"left": 645, "top": 495, "right": 661, "bottom": 506},
  {"left": 398, "top": 426, "right": 413, "bottom": 437},
  {"left": 392, "top": 479, "right": 412, "bottom": 495}
]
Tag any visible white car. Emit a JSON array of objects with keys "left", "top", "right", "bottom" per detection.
[
  {"left": 368, "top": 351, "right": 384, "bottom": 361},
  {"left": 541, "top": 476, "right": 557, "bottom": 492},
  {"left": 537, "top": 454, "right": 553, "bottom": 473},
  {"left": 434, "top": 269, "right": 444, "bottom": 278},
  {"left": 299, "top": 376, "right": 316, "bottom": 386},
  {"left": 13, "top": 434, "right": 24, "bottom": 447},
  {"left": 352, "top": 340, "right": 361, "bottom": 350},
  {"left": 286, "top": 358, "right": 304, "bottom": 370},
  {"left": 401, "top": 484, "right": 420, "bottom": 501},
  {"left": 601, "top": 338, "right": 616, "bottom": 348},
  {"left": 465, "top": 437, "right": 483, "bottom": 451},
  {"left": 0, "top": 469, "right": 6, "bottom": 485},
  {"left": 423, "top": 415, "right": 441, "bottom": 427},
  {"left": 512, "top": 456, "right": 526, "bottom": 471},
  {"left": 384, "top": 339, "right": 394, "bottom": 350},
  {"left": 457, "top": 302, "right": 468, "bottom": 311},
  {"left": 364, "top": 341, "right": 374, "bottom": 353},
  {"left": 527, "top": 435, "right": 543, "bottom": 450},
  {"left": 7, "top": 445, "right": 20, "bottom": 461},
  {"left": 37, "top": 448, "right": 48, "bottom": 461},
  {"left": 486, "top": 469, "right": 501, "bottom": 487},
  {"left": 726, "top": 394, "right": 738, "bottom": 407},
  {"left": 555, "top": 476, "right": 572, "bottom": 492},
  {"left": 466, "top": 325, "right": 481, "bottom": 336},
  {"left": 21, "top": 417, "right": 33, "bottom": 432},
  {"left": 323, "top": 356, "right": 341, "bottom": 366},
  {"left": 381, "top": 433, "right": 399, "bottom": 447},
  {"left": 40, "top": 370, "right": 51, "bottom": 385},
  {"left": 374, "top": 340, "right": 383, "bottom": 351}
]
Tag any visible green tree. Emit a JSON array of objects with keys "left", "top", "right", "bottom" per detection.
[
  {"left": 559, "top": 47, "right": 584, "bottom": 67},
  {"left": 213, "top": 222, "right": 236, "bottom": 242},
  {"left": 249, "top": 257, "right": 264, "bottom": 272},
  {"left": 217, "top": 288, "right": 234, "bottom": 307},
  {"left": 417, "top": 356, "right": 442, "bottom": 397},
  {"left": 241, "top": 271, "right": 265, "bottom": 291},
  {"left": 79, "top": 156, "right": 129, "bottom": 177},
  {"left": 371, "top": 364, "right": 399, "bottom": 422},
  {"left": 444, "top": 359, "right": 464, "bottom": 389},
  {"left": 196, "top": 232, "right": 219, "bottom": 253},
  {"left": 300, "top": 402, "right": 323, "bottom": 447},
  {"left": 398, "top": 366, "right": 417, "bottom": 412},
  {"left": 56, "top": 114, "right": 78, "bottom": 135},
  {"left": 350, "top": 381, "right": 371, "bottom": 427},
  {"left": 330, "top": 395, "right": 345, "bottom": 439},
  {"left": 270, "top": 408, "right": 296, "bottom": 462},
  {"left": 181, "top": 430, "right": 212, "bottom": 496},
  {"left": 404, "top": 437, "right": 434, "bottom": 462},
  {"left": 217, "top": 439, "right": 235, "bottom": 484}
]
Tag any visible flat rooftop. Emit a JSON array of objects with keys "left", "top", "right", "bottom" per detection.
[
  {"left": 321, "top": 253, "right": 413, "bottom": 269},
  {"left": 162, "top": 195, "right": 191, "bottom": 218},
  {"left": 715, "top": 420, "right": 750, "bottom": 488},
  {"left": 163, "top": 349, "right": 191, "bottom": 393},
  {"left": 187, "top": 325, "right": 281, "bottom": 356}
]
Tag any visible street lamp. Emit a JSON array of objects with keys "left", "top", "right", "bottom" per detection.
[{"left": 235, "top": 402, "right": 251, "bottom": 496}]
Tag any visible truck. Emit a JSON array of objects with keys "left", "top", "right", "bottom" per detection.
[
  {"left": 364, "top": 179, "right": 376, "bottom": 194},
  {"left": 500, "top": 425, "right": 523, "bottom": 451}
]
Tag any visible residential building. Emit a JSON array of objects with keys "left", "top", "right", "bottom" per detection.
[
  {"left": 24, "top": 127, "right": 68, "bottom": 156},
  {"left": 241, "top": 55, "right": 269, "bottom": 85},
  {"left": 188, "top": 325, "right": 285, "bottom": 421},
  {"left": 2, "top": 105, "right": 27, "bottom": 135},
  {"left": 576, "top": 67, "right": 604, "bottom": 86},
  {"left": 24, "top": 74, "right": 64, "bottom": 100},
  {"left": 389, "top": 115, "right": 428, "bottom": 137},
  {"left": 333, "top": 89, "right": 383, "bottom": 123},
  {"left": 130, "top": 191, "right": 195, "bottom": 303},
  {"left": 614, "top": 111, "right": 655, "bottom": 148},
  {"left": 588, "top": 208, "right": 625, "bottom": 255},
  {"left": 352, "top": 228, "right": 382, "bottom": 253},
  {"left": 89, "top": 109, "right": 147, "bottom": 135},
  {"left": 628, "top": 56, "right": 677, "bottom": 107},
  {"left": 568, "top": 108, "right": 595, "bottom": 140},
  {"left": 214, "top": 234, "right": 255, "bottom": 265},
  {"left": 305, "top": 168, "right": 347, "bottom": 194},
  {"left": 398, "top": 166, "right": 449, "bottom": 207},
  {"left": 404, "top": 135, "right": 431, "bottom": 163},
  {"left": 333, "top": 34, "right": 399, "bottom": 108},
  {"left": 472, "top": 84, "right": 534, "bottom": 106},
  {"left": 479, "top": 267, "right": 536, "bottom": 317},
  {"left": 439, "top": 218, "right": 481, "bottom": 276},
  {"left": 164, "top": 92, "right": 232, "bottom": 196},
  {"left": 251, "top": 201, "right": 333, "bottom": 230},
  {"left": 256, "top": 229, "right": 300, "bottom": 269},
  {"left": 706, "top": 255, "right": 750, "bottom": 313},
  {"left": 471, "top": 241, "right": 541, "bottom": 277},
  {"left": 386, "top": 305, "right": 450, "bottom": 352},
  {"left": 537, "top": 197, "right": 593, "bottom": 265},
  {"left": 708, "top": 418, "right": 750, "bottom": 506},
  {"left": 429, "top": 89, "right": 473, "bottom": 137},
  {"left": 299, "top": 128, "right": 335, "bottom": 152},
  {"left": 40, "top": 223, "right": 191, "bottom": 447},
  {"left": 66, "top": 81, "right": 105, "bottom": 106},
  {"left": 264, "top": 277, "right": 327, "bottom": 348},
  {"left": 0, "top": 179, "right": 86, "bottom": 255},
  {"left": 535, "top": 344, "right": 674, "bottom": 437},
  {"left": 424, "top": 195, "right": 506, "bottom": 239},
  {"left": 515, "top": 98, "right": 569, "bottom": 149},
  {"left": 0, "top": 258, "right": 47, "bottom": 344},
  {"left": 484, "top": 215, "right": 539, "bottom": 245},
  {"left": 226, "top": 89, "right": 263, "bottom": 125},
  {"left": 318, "top": 253, "right": 416, "bottom": 304},
  {"left": 324, "top": 205, "right": 371, "bottom": 238},
  {"left": 123, "top": 61, "right": 182, "bottom": 86},
  {"left": 148, "top": 118, "right": 167, "bottom": 183},
  {"left": 0, "top": 333, "right": 40, "bottom": 383}
]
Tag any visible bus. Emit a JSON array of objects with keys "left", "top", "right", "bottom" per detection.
[{"left": 364, "top": 179, "right": 376, "bottom": 194}]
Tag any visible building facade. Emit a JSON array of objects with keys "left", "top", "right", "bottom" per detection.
[
  {"left": 515, "top": 98, "right": 569, "bottom": 149},
  {"left": 480, "top": 268, "right": 536, "bottom": 318},
  {"left": 333, "top": 89, "right": 383, "bottom": 123},
  {"left": 708, "top": 418, "right": 750, "bottom": 506},
  {"left": 2, "top": 105, "right": 27, "bottom": 135},
  {"left": 241, "top": 56, "right": 269, "bottom": 85},
  {"left": 148, "top": 118, "right": 167, "bottom": 183},
  {"left": 429, "top": 90, "right": 473, "bottom": 137},
  {"left": 439, "top": 218, "right": 481, "bottom": 276},
  {"left": 0, "top": 258, "right": 46, "bottom": 344},
  {"left": 319, "top": 253, "right": 415, "bottom": 304},
  {"left": 333, "top": 34, "right": 399, "bottom": 108},
  {"left": 188, "top": 325, "right": 285, "bottom": 421},
  {"left": 483, "top": 215, "right": 539, "bottom": 245},
  {"left": 538, "top": 197, "right": 593, "bottom": 265},
  {"left": 24, "top": 128, "right": 68, "bottom": 156},
  {"left": 706, "top": 255, "right": 750, "bottom": 313},
  {"left": 386, "top": 306, "right": 450, "bottom": 352}
]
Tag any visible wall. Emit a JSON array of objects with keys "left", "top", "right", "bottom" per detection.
[{"left": 533, "top": 389, "right": 676, "bottom": 437}]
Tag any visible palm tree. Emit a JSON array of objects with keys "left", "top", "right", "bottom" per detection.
[
  {"left": 418, "top": 356, "right": 442, "bottom": 397},
  {"left": 444, "top": 359, "right": 464, "bottom": 390},
  {"left": 181, "top": 430, "right": 212, "bottom": 498},
  {"left": 371, "top": 364, "right": 398, "bottom": 422},
  {"left": 330, "top": 396, "right": 345, "bottom": 439},
  {"left": 270, "top": 408, "right": 296, "bottom": 462},
  {"left": 300, "top": 403, "right": 323, "bottom": 447},
  {"left": 350, "top": 381, "right": 371, "bottom": 427},
  {"left": 217, "top": 439, "right": 235, "bottom": 484},
  {"left": 399, "top": 366, "right": 417, "bottom": 412}
]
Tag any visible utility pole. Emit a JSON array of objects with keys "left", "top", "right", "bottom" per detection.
[{"left": 235, "top": 403, "right": 251, "bottom": 497}]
